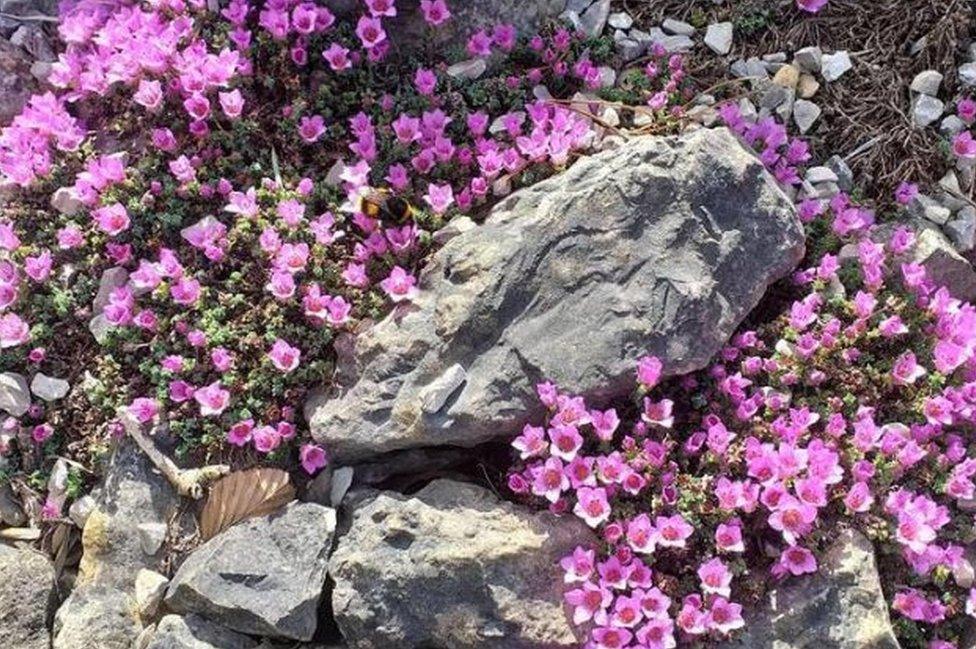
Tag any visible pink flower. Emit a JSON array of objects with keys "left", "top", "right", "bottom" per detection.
[
  {"left": 698, "top": 557, "right": 733, "bottom": 597},
  {"left": 796, "top": 0, "right": 828, "bottom": 13},
  {"left": 560, "top": 546, "right": 595, "bottom": 583},
  {"left": 591, "top": 627, "right": 631, "bottom": 649},
  {"left": 128, "top": 398, "right": 159, "bottom": 424},
  {"left": 219, "top": 89, "right": 244, "bottom": 118},
  {"left": 844, "top": 481, "right": 874, "bottom": 513},
  {"left": 268, "top": 339, "right": 301, "bottom": 373},
  {"left": 298, "top": 115, "right": 326, "bottom": 143},
  {"left": 300, "top": 443, "right": 329, "bottom": 474},
  {"left": 93, "top": 203, "right": 130, "bottom": 236},
  {"left": 0, "top": 313, "right": 30, "bottom": 348},
  {"left": 323, "top": 43, "right": 352, "bottom": 70},
  {"left": 419, "top": 0, "right": 450, "bottom": 26},
  {"left": 531, "top": 456, "right": 568, "bottom": 503},
  {"left": 954, "top": 131, "right": 976, "bottom": 159},
  {"left": 355, "top": 16, "right": 386, "bottom": 49},
  {"left": 892, "top": 351, "right": 926, "bottom": 385},
  {"left": 422, "top": 183, "right": 454, "bottom": 214},
  {"left": 227, "top": 419, "right": 254, "bottom": 446},
  {"left": 512, "top": 424, "right": 546, "bottom": 459},
  {"left": 380, "top": 266, "right": 419, "bottom": 302},
  {"left": 895, "top": 182, "right": 919, "bottom": 205},
  {"left": 768, "top": 496, "right": 817, "bottom": 544},
  {"left": 574, "top": 486, "right": 611, "bottom": 527},
  {"left": 715, "top": 520, "right": 745, "bottom": 552},
  {"left": 636, "top": 356, "right": 663, "bottom": 388},
  {"left": 194, "top": 382, "right": 231, "bottom": 417},
  {"left": 707, "top": 597, "right": 744, "bottom": 634},
  {"left": 134, "top": 79, "right": 163, "bottom": 111},
  {"left": 252, "top": 425, "right": 282, "bottom": 453},
  {"left": 565, "top": 581, "right": 611, "bottom": 625},
  {"left": 626, "top": 514, "right": 659, "bottom": 553},
  {"left": 777, "top": 545, "right": 818, "bottom": 576},
  {"left": 365, "top": 0, "right": 396, "bottom": 17},
  {"left": 414, "top": 68, "right": 437, "bottom": 96},
  {"left": 183, "top": 93, "right": 211, "bottom": 121},
  {"left": 655, "top": 514, "right": 693, "bottom": 548}
]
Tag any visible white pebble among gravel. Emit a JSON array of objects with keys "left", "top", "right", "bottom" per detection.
[
  {"left": 941, "top": 115, "right": 967, "bottom": 138},
  {"left": 579, "top": 0, "right": 610, "bottom": 38},
  {"left": 912, "top": 94, "right": 945, "bottom": 128},
  {"left": 446, "top": 58, "right": 486, "bottom": 80},
  {"left": 805, "top": 166, "right": 839, "bottom": 185},
  {"left": 909, "top": 195, "right": 951, "bottom": 226},
  {"left": 0, "top": 373, "right": 30, "bottom": 417},
  {"left": 661, "top": 18, "right": 695, "bottom": 36},
  {"left": 820, "top": 51, "right": 852, "bottom": 82},
  {"left": 909, "top": 70, "right": 943, "bottom": 96},
  {"left": 704, "top": 22, "right": 733, "bottom": 56},
  {"left": 793, "top": 99, "right": 822, "bottom": 134},
  {"left": 960, "top": 62, "right": 976, "bottom": 88},
  {"left": 607, "top": 11, "right": 632, "bottom": 30},
  {"left": 793, "top": 46, "right": 822, "bottom": 73},
  {"left": 946, "top": 206, "right": 976, "bottom": 253},
  {"left": 30, "top": 373, "right": 70, "bottom": 402}
]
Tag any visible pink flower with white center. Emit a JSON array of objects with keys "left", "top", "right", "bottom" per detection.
[
  {"left": 878, "top": 315, "right": 908, "bottom": 337},
  {"left": 574, "top": 486, "right": 611, "bottom": 527},
  {"left": 698, "top": 557, "right": 733, "bottom": 597},
  {"left": 268, "top": 339, "right": 301, "bottom": 373},
  {"left": 844, "top": 481, "right": 874, "bottom": 513},
  {"left": 134, "top": 79, "right": 163, "bottom": 111},
  {"left": 636, "top": 616, "right": 676, "bottom": 649},
  {"left": 636, "top": 356, "right": 663, "bottom": 387},
  {"left": 796, "top": 0, "right": 828, "bottom": 13},
  {"left": 560, "top": 546, "right": 595, "bottom": 583},
  {"left": 128, "top": 397, "right": 159, "bottom": 424},
  {"left": 564, "top": 581, "right": 611, "bottom": 625},
  {"left": 715, "top": 520, "right": 745, "bottom": 552},
  {"left": 676, "top": 595, "right": 708, "bottom": 636},
  {"left": 380, "top": 266, "right": 418, "bottom": 302},
  {"left": 298, "top": 115, "right": 326, "bottom": 143},
  {"left": 923, "top": 396, "right": 954, "bottom": 426},
  {"left": 892, "top": 351, "right": 926, "bottom": 386},
  {"left": 93, "top": 203, "right": 130, "bottom": 236},
  {"left": 778, "top": 545, "right": 818, "bottom": 576},
  {"left": 218, "top": 89, "right": 244, "bottom": 118},
  {"left": 422, "top": 182, "right": 454, "bottom": 214},
  {"left": 365, "top": 0, "right": 396, "bottom": 17},
  {"left": 0, "top": 313, "right": 29, "bottom": 348},
  {"left": 768, "top": 496, "right": 817, "bottom": 545},
  {"left": 566, "top": 456, "right": 596, "bottom": 489},
  {"left": 590, "top": 408, "right": 619, "bottom": 441},
  {"left": 642, "top": 397, "right": 674, "bottom": 428},
  {"left": 300, "top": 443, "right": 329, "bottom": 474},
  {"left": 531, "top": 456, "right": 567, "bottom": 503},
  {"left": 252, "top": 425, "right": 281, "bottom": 453},
  {"left": 707, "top": 597, "right": 745, "bottom": 635},
  {"left": 419, "top": 0, "right": 450, "bottom": 26},
  {"left": 194, "top": 382, "right": 230, "bottom": 417},
  {"left": 626, "top": 513, "right": 659, "bottom": 554},
  {"left": 591, "top": 626, "right": 631, "bottom": 649},
  {"left": 227, "top": 419, "right": 254, "bottom": 447},
  {"left": 548, "top": 424, "right": 582, "bottom": 461},
  {"left": 323, "top": 43, "right": 352, "bottom": 70},
  {"left": 355, "top": 15, "right": 386, "bottom": 49},
  {"left": 512, "top": 424, "right": 546, "bottom": 459},
  {"left": 954, "top": 131, "right": 976, "bottom": 158},
  {"left": 655, "top": 514, "right": 693, "bottom": 548},
  {"left": 183, "top": 93, "right": 210, "bottom": 121}
]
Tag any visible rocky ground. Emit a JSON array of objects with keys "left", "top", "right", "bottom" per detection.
[{"left": 3, "top": 1, "right": 976, "bottom": 648}]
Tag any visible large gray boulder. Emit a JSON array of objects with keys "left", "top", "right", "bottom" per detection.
[
  {"left": 309, "top": 127, "right": 805, "bottom": 461},
  {"left": 165, "top": 502, "right": 336, "bottom": 641},
  {"left": 54, "top": 439, "right": 179, "bottom": 649},
  {"left": 720, "top": 529, "right": 899, "bottom": 649},
  {"left": 330, "top": 479, "right": 596, "bottom": 649},
  {"left": 0, "top": 544, "right": 56, "bottom": 649}
]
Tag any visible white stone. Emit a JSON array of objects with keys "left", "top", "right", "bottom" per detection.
[
  {"left": 579, "top": 0, "right": 610, "bottom": 38},
  {"left": 607, "top": 11, "right": 632, "bottom": 29},
  {"left": 137, "top": 522, "right": 167, "bottom": 556},
  {"left": 135, "top": 569, "right": 169, "bottom": 619},
  {"left": 910, "top": 70, "right": 943, "bottom": 96},
  {"left": 794, "top": 46, "right": 822, "bottom": 73},
  {"left": 447, "top": 58, "right": 486, "bottom": 80},
  {"left": 912, "top": 94, "right": 944, "bottom": 128},
  {"left": 960, "top": 62, "right": 976, "bottom": 88},
  {"left": 941, "top": 115, "right": 967, "bottom": 138},
  {"left": 68, "top": 495, "right": 97, "bottom": 529},
  {"left": 30, "top": 373, "right": 70, "bottom": 402},
  {"left": 793, "top": 99, "right": 822, "bottom": 134},
  {"left": 662, "top": 18, "right": 695, "bottom": 36},
  {"left": 946, "top": 207, "right": 976, "bottom": 253},
  {"left": 805, "top": 166, "right": 839, "bottom": 185},
  {"left": 420, "top": 364, "right": 468, "bottom": 414},
  {"left": 821, "top": 51, "right": 852, "bottom": 82},
  {"left": 704, "top": 22, "right": 733, "bottom": 55},
  {"left": 50, "top": 187, "right": 82, "bottom": 216},
  {"left": 330, "top": 467, "right": 354, "bottom": 508},
  {"left": 0, "top": 373, "right": 30, "bottom": 417}
]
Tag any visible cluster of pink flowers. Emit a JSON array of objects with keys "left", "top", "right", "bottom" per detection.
[{"left": 950, "top": 97, "right": 976, "bottom": 166}]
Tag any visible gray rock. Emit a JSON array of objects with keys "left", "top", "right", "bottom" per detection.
[
  {"left": 0, "top": 545, "right": 55, "bottom": 649},
  {"left": 446, "top": 58, "right": 486, "bottom": 81},
  {"left": 912, "top": 94, "right": 944, "bottom": 128},
  {"left": 607, "top": 11, "right": 632, "bottom": 29},
  {"left": 794, "top": 46, "right": 822, "bottom": 73},
  {"left": 662, "top": 18, "right": 695, "bottom": 36},
  {"left": 30, "top": 372, "right": 70, "bottom": 402},
  {"left": 910, "top": 69, "right": 943, "bottom": 96},
  {"left": 653, "top": 32, "right": 694, "bottom": 53},
  {"left": 704, "top": 22, "right": 733, "bottom": 55},
  {"left": 821, "top": 51, "right": 852, "bottom": 82},
  {"left": 93, "top": 267, "right": 129, "bottom": 315},
  {"left": 616, "top": 37, "right": 644, "bottom": 61},
  {"left": 579, "top": 0, "right": 610, "bottom": 38},
  {"left": 942, "top": 115, "right": 967, "bottom": 138},
  {"left": 565, "top": 0, "right": 591, "bottom": 12},
  {"left": 0, "top": 39, "right": 37, "bottom": 124},
  {"left": 805, "top": 166, "right": 839, "bottom": 185},
  {"left": 147, "top": 615, "right": 257, "bottom": 649},
  {"left": 875, "top": 220, "right": 976, "bottom": 302},
  {"left": 54, "top": 440, "right": 179, "bottom": 649},
  {"left": 165, "top": 502, "right": 336, "bottom": 641},
  {"left": 825, "top": 155, "right": 854, "bottom": 191},
  {"left": 793, "top": 99, "right": 822, "bottom": 134},
  {"left": 331, "top": 479, "right": 595, "bottom": 649},
  {"left": 719, "top": 529, "right": 898, "bottom": 649},
  {"left": 330, "top": 466, "right": 355, "bottom": 507},
  {"left": 137, "top": 522, "right": 168, "bottom": 556},
  {"left": 135, "top": 569, "right": 169, "bottom": 619},
  {"left": 0, "top": 482, "right": 26, "bottom": 526},
  {"left": 68, "top": 494, "right": 97, "bottom": 528},
  {"left": 946, "top": 207, "right": 976, "bottom": 253},
  {"left": 960, "top": 62, "right": 976, "bottom": 88},
  {"left": 308, "top": 128, "right": 804, "bottom": 462},
  {"left": 0, "top": 372, "right": 30, "bottom": 417},
  {"left": 909, "top": 194, "right": 952, "bottom": 225},
  {"left": 51, "top": 186, "right": 83, "bottom": 216}
]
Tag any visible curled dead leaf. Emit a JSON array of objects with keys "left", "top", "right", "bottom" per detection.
[{"left": 199, "top": 468, "right": 295, "bottom": 541}]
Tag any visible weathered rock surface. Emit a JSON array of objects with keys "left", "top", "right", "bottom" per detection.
[
  {"left": 309, "top": 128, "right": 804, "bottom": 461},
  {"left": 53, "top": 440, "right": 179, "bottom": 649},
  {"left": 331, "top": 479, "right": 596, "bottom": 649},
  {"left": 146, "top": 614, "right": 258, "bottom": 649},
  {"left": 0, "top": 544, "right": 56, "bottom": 649},
  {"left": 719, "top": 529, "right": 899, "bottom": 649},
  {"left": 165, "top": 502, "right": 336, "bottom": 641},
  {"left": 0, "top": 38, "right": 37, "bottom": 124}
]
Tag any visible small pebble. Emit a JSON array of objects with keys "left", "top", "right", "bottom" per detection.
[
  {"left": 797, "top": 74, "right": 820, "bottom": 98},
  {"left": 912, "top": 94, "right": 944, "bottom": 128},
  {"left": 793, "top": 46, "right": 823, "bottom": 73},
  {"left": 821, "top": 51, "right": 852, "bottom": 82},
  {"left": 793, "top": 99, "right": 822, "bottom": 134},
  {"left": 909, "top": 70, "right": 943, "bottom": 96},
  {"left": 703, "top": 22, "right": 733, "bottom": 56},
  {"left": 661, "top": 18, "right": 695, "bottom": 36},
  {"left": 607, "top": 11, "right": 632, "bottom": 30}
]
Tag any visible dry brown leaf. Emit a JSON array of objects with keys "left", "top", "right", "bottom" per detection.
[{"left": 199, "top": 468, "right": 295, "bottom": 541}]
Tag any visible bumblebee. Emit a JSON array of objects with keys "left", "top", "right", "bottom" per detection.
[{"left": 358, "top": 188, "right": 415, "bottom": 223}]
